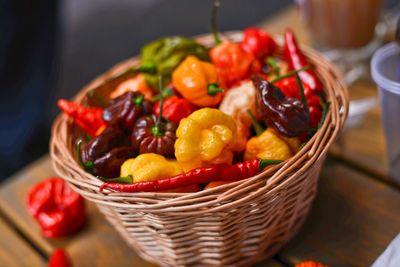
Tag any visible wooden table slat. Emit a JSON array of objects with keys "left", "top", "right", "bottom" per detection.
[
  {"left": 0, "top": 216, "right": 45, "bottom": 267},
  {"left": 279, "top": 158, "right": 400, "bottom": 266},
  {"left": 0, "top": 156, "right": 155, "bottom": 267}
]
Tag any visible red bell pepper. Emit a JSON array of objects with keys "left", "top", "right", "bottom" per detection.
[
  {"left": 26, "top": 178, "right": 86, "bottom": 238},
  {"left": 240, "top": 27, "right": 277, "bottom": 60},
  {"left": 153, "top": 95, "right": 197, "bottom": 124},
  {"left": 48, "top": 249, "right": 71, "bottom": 267},
  {"left": 58, "top": 99, "right": 108, "bottom": 137},
  {"left": 284, "top": 29, "right": 324, "bottom": 95}
]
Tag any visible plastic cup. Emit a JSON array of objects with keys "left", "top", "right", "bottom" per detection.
[{"left": 371, "top": 42, "right": 400, "bottom": 183}]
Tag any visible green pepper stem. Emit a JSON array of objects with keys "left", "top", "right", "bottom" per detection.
[
  {"left": 97, "top": 175, "right": 133, "bottom": 184},
  {"left": 266, "top": 57, "right": 280, "bottom": 76},
  {"left": 247, "top": 109, "right": 265, "bottom": 137},
  {"left": 207, "top": 83, "right": 224, "bottom": 96},
  {"left": 151, "top": 87, "right": 175, "bottom": 102},
  {"left": 270, "top": 65, "right": 311, "bottom": 83},
  {"left": 211, "top": 1, "right": 222, "bottom": 46},
  {"left": 317, "top": 102, "right": 330, "bottom": 130},
  {"left": 152, "top": 76, "right": 164, "bottom": 137},
  {"left": 258, "top": 158, "right": 284, "bottom": 171},
  {"left": 134, "top": 94, "right": 144, "bottom": 106},
  {"left": 77, "top": 140, "right": 95, "bottom": 173},
  {"left": 87, "top": 61, "right": 157, "bottom": 97},
  {"left": 296, "top": 73, "right": 308, "bottom": 108}
]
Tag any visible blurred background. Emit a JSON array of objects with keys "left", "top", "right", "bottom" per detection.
[
  {"left": 0, "top": 0, "right": 398, "bottom": 181},
  {"left": 0, "top": 0, "right": 293, "bottom": 181}
]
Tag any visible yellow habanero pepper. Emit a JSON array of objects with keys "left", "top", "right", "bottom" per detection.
[
  {"left": 175, "top": 108, "right": 237, "bottom": 172},
  {"left": 244, "top": 128, "right": 300, "bottom": 162},
  {"left": 121, "top": 153, "right": 183, "bottom": 182},
  {"left": 120, "top": 153, "right": 199, "bottom": 193},
  {"left": 172, "top": 55, "right": 224, "bottom": 107}
]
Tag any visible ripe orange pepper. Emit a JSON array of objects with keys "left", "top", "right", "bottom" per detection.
[
  {"left": 210, "top": 41, "right": 261, "bottom": 88},
  {"left": 172, "top": 56, "right": 224, "bottom": 107}
]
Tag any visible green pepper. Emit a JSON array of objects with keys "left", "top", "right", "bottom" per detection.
[{"left": 140, "top": 36, "right": 209, "bottom": 88}]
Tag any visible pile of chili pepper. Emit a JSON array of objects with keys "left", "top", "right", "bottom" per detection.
[{"left": 58, "top": 3, "right": 329, "bottom": 193}]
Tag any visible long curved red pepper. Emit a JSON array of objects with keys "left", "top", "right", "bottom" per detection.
[
  {"left": 284, "top": 29, "right": 323, "bottom": 95},
  {"left": 100, "top": 158, "right": 282, "bottom": 193}
]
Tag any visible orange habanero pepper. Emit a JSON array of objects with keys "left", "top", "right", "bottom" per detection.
[
  {"left": 172, "top": 56, "right": 224, "bottom": 107},
  {"left": 210, "top": 41, "right": 261, "bottom": 89}
]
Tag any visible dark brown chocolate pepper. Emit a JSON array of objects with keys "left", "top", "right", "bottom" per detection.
[
  {"left": 80, "top": 127, "right": 135, "bottom": 178},
  {"left": 252, "top": 75, "right": 310, "bottom": 137},
  {"left": 102, "top": 91, "right": 153, "bottom": 133},
  {"left": 132, "top": 114, "right": 177, "bottom": 158}
]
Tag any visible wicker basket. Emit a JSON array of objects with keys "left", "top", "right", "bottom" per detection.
[{"left": 50, "top": 32, "right": 349, "bottom": 266}]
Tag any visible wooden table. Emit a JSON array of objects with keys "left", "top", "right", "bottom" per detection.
[{"left": 1, "top": 6, "right": 399, "bottom": 267}]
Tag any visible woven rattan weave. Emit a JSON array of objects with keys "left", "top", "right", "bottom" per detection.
[{"left": 50, "top": 32, "right": 349, "bottom": 266}]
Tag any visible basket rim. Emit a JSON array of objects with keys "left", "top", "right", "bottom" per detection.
[{"left": 50, "top": 31, "right": 349, "bottom": 212}]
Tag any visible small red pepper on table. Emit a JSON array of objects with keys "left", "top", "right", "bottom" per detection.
[
  {"left": 58, "top": 99, "right": 107, "bottom": 137},
  {"left": 99, "top": 158, "right": 282, "bottom": 193},
  {"left": 153, "top": 95, "right": 197, "bottom": 124},
  {"left": 26, "top": 178, "right": 86, "bottom": 238},
  {"left": 284, "top": 29, "right": 324, "bottom": 95},
  {"left": 48, "top": 249, "right": 71, "bottom": 267},
  {"left": 240, "top": 27, "right": 277, "bottom": 60}
]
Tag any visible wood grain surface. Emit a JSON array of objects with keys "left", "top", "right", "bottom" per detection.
[
  {"left": 280, "top": 158, "right": 400, "bottom": 266},
  {"left": 0, "top": 217, "right": 45, "bottom": 267},
  {"left": 0, "top": 156, "right": 155, "bottom": 267}
]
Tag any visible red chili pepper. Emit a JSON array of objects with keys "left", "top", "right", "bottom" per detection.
[
  {"left": 100, "top": 158, "right": 283, "bottom": 193},
  {"left": 295, "top": 260, "right": 329, "bottom": 267},
  {"left": 284, "top": 29, "right": 323, "bottom": 95},
  {"left": 210, "top": 41, "right": 261, "bottom": 88},
  {"left": 48, "top": 249, "right": 71, "bottom": 267},
  {"left": 274, "top": 76, "right": 313, "bottom": 100},
  {"left": 308, "top": 101, "right": 322, "bottom": 128},
  {"left": 153, "top": 95, "right": 197, "bottom": 124},
  {"left": 240, "top": 27, "right": 277, "bottom": 60},
  {"left": 26, "top": 178, "right": 86, "bottom": 238},
  {"left": 58, "top": 99, "right": 107, "bottom": 137}
]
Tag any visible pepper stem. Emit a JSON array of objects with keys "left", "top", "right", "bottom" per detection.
[
  {"left": 207, "top": 83, "right": 224, "bottom": 96},
  {"left": 87, "top": 61, "right": 157, "bottom": 96},
  {"left": 296, "top": 73, "right": 308, "bottom": 108},
  {"left": 270, "top": 65, "right": 311, "bottom": 83},
  {"left": 258, "top": 158, "right": 284, "bottom": 172},
  {"left": 151, "top": 76, "right": 164, "bottom": 137},
  {"left": 247, "top": 109, "right": 265, "bottom": 136},
  {"left": 266, "top": 57, "right": 280, "bottom": 76},
  {"left": 317, "top": 102, "right": 330, "bottom": 130},
  {"left": 211, "top": 1, "right": 222, "bottom": 46},
  {"left": 151, "top": 87, "right": 174, "bottom": 102},
  {"left": 133, "top": 94, "right": 144, "bottom": 106},
  {"left": 97, "top": 175, "right": 133, "bottom": 184},
  {"left": 77, "top": 140, "right": 95, "bottom": 173}
]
